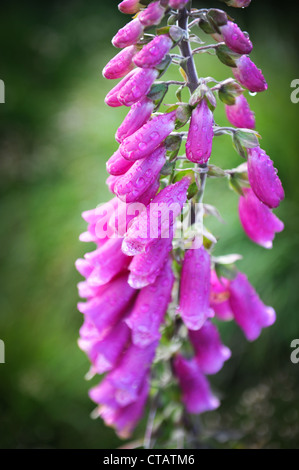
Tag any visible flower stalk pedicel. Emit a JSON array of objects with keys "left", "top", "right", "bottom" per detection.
[{"left": 76, "top": 0, "right": 285, "bottom": 444}]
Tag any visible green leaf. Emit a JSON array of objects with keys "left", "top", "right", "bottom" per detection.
[
  {"left": 207, "top": 164, "right": 227, "bottom": 177},
  {"left": 219, "top": 89, "right": 236, "bottom": 105},
  {"left": 156, "top": 26, "right": 171, "bottom": 36},
  {"left": 198, "top": 17, "right": 216, "bottom": 34},
  {"left": 161, "top": 161, "right": 176, "bottom": 176},
  {"left": 232, "top": 133, "right": 248, "bottom": 159},
  {"left": 229, "top": 174, "right": 245, "bottom": 196},
  {"left": 175, "top": 104, "right": 192, "bottom": 129},
  {"left": 169, "top": 26, "right": 185, "bottom": 43},
  {"left": 207, "top": 8, "right": 228, "bottom": 29},
  {"left": 173, "top": 169, "right": 195, "bottom": 184},
  {"left": 187, "top": 181, "right": 198, "bottom": 199},
  {"left": 147, "top": 83, "right": 168, "bottom": 109},
  {"left": 215, "top": 262, "right": 238, "bottom": 281},
  {"left": 165, "top": 135, "right": 182, "bottom": 153},
  {"left": 216, "top": 45, "right": 238, "bottom": 68},
  {"left": 235, "top": 129, "right": 260, "bottom": 149}
]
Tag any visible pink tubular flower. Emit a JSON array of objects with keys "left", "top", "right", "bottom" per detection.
[
  {"left": 120, "top": 111, "right": 177, "bottom": 161},
  {"left": 118, "top": 68, "right": 159, "bottom": 106},
  {"left": 79, "top": 198, "right": 119, "bottom": 244},
  {"left": 220, "top": 21, "right": 253, "bottom": 55},
  {"left": 239, "top": 188, "right": 284, "bottom": 249},
  {"left": 106, "top": 174, "right": 119, "bottom": 193},
  {"left": 77, "top": 281, "right": 105, "bottom": 300},
  {"left": 126, "top": 258, "right": 174, "bottom": 347},
  {"left": 138, "top": 2, "right": 165, "bottom": 27},
  {"left": 138, "top": 176, "right": 160, "bottom": 205},
  {"left": 122, "top": 177, "right": 190, "bottom": 256},
  {"left": 98, "top": 379, "right": 149, "bottom": 439},
  {"left": 173, "top": 355, "right": 220, "bottom": 414},
  {"left": 169, "top": 0, "right": 189, "bottom": 9},
  {"left": 178, "top": 244, "right": 214, "bottom": 331},
  {"left": 107, "top": 341, "right": 157, "bottom": 406},
  {"left": 105, "top": 70, "right": 137, "bottom": 107},
  {"left": 247, "top": 146, "right": 284, "bottom": 208},
  {"left": 114, "top": 145, "right": 166, "bottom": 203},
  {"left": 103, "top": 45, "right": 137, "bottom": 80},
  {"left": 116, "top": 97, "right": 154, "bottom": 143},
  {"left": 128, "top": 237, "right": 173, "bottom": 288},
  {"left": 134, "top": 35, "right": 173, "bottom": 69},
  {"left": 189, "top": 321, "right": 231, "bottom": 375},
  {"left": 77, "top": 272, "right": 137, "bottom": 339},
  {"left": 233, "top": 55, "right": 268, "bottom": 93},
  {"left": 83, "top": 238, "right": 132, "bottom": 286},
  {"left": 106, "top": 149, "right": 134, "bottom": 176},
  {"left": 112, "top": 19, "right": 144, "bottom": 49},
  {"left": 78, "top": 320, "right": 130, "bottom": 375},
  {"left": 186, "top": 99, "right": 214, "bottom": 164},
  {"left": 210, "top": 271, "right": 234, "bottom": 321},
  {"left": 229, "top": 272, "right": 276, "bottom": 341},
  {"left": 76, "top": 258, "right": 94, "bottom": 279},
  {"left": 225, "top": 94, "right": 255, "bottom": 129},
  {"left": 118, "top": 0, "right": 142, "bottom": 15}
]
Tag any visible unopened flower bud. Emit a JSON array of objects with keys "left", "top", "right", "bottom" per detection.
[
  {"left": 112, "top": 19, "right": 144, "bottom": 49},
  {"left": 134, "top": 35, "right": 173, "bottom": 69},
  {"left": 103, "top": 45, "right": 138, "bottom": 80},
  {"left": 233, "top": 55, "right": 267, "bottom": 93}
]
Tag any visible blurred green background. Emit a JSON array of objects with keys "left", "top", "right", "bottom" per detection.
[{"left": 0, "top": 0, "right": 299, "bottom": 449}]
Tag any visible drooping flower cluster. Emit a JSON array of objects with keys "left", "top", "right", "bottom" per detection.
[{"left": 76, "top": 0, "right": 284, "bottom": 442}]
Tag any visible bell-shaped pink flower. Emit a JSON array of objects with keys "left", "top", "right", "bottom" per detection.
[
  {"left": 233, "top": 56, "right": 267, "bottom": 93},
  {"left": 134, "top": 35, "right": 173, "bottom": 68},
  {"left": 89, "top": 377, "right": 119, "bottom": 409},
  {"left": 229, "top": 272, "right": 276, "bottom": 341},
  {"left": 77, "top": 272, "right": 137, "bottom": 339},
  {"left": 120, "top": 111, "right": 177, "bottom": 161},
  {"left": 106, "top": 174, "right": 119, "bottom": 193},
  {"left": 169, "top": 0, "right": 189, "bottom": 9},
  {"left": 225, "top": 95, "right": 255, "bottom": 129},
  {"left": 178, "top": 244, "right": 214, "bottom": 331},
  {"left": 77, "top": 281, "right": 104, "bottom": 300},
  {"left": 118, "top": 0, "right": 142, "bottom": 15},
  {"left": 105, "top": 70, "right": 137, "bottom": 107},
  {"left": 76, "top": 258, "right": 94, "bottom": 279},
  {"left": 118, "top": 68, "right": 159, "bottom": 107},
  {"left": 138, "top": 2, "right": 165, "bottom": 26},
  {"left": 107, "top": 341, "right": 157, "bottom": 406},
  {"left": 173, "top": 355, "right": 220, "bottom": 414},
  {"left": 98, "top": 379, "right": 149, "bottom": 439},
  {"left": 220, "top": 21, "right": 253, "bottom": 55},
  {"left": 114, "top": 145, "right": 166, "bottom": 203},
  {"left": 247, "top": 146, "right": 284, "bottom": 208},
  {"left": 116, "top": 97, "right": 154, "bottom": 143},
  {"left": 80, "top": 198, "right": 119, "bottom": 244},
  {"left": 112, "top": 19, "right": 144, "bottom": 49},
  {"left": 138, "top": 176, "right": 160, "bottom": 205},
  {"left": 126, "top": 258, "right": 174, "bottom": 347},
  {"left": 128, "top": 237, "right": 173, "bottom": 288},
  {"left": 239, "top": 188, "right": 284, "bottom": 249},
  {"left": 84, "top": 237, "right": 132, "bottom": 286},
  {"left": 103, "top": 46, "right": 137, "bottom": 80},
  {"left": 122, "top": 177, "right": 190, "bottom": 255},
  {"left": 78, "top": 320, "right": 130, "bottom": 375},
  {"left": 189, "top": 321, "right": 231, "bottom": 375},
  {"left": 106, "top": 148, "right": 134, "bottom": 176},
  {"left": 210, "top": 271, "right": 234, "bottom": 321},
  {"left": 186, "top": 99, "right": 214, "bottom": 164}
]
